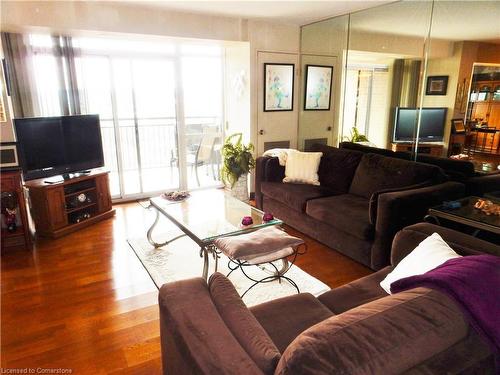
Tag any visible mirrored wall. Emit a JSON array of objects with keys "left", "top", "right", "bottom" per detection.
[{"left": 300, "top": 0, "right": 500, "bottom": 170}]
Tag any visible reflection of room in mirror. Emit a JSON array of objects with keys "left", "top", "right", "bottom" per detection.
[{"left": 299, "top": 0, "right": 499, "bottom": 171}]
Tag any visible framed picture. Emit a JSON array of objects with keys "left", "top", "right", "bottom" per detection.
[
  {"left": 426, "top": 75, "right": 448, "bottom": 95},
  {"left": 264, "top": 63, "right": 294, "bottom": 111},
  {"left": 451, "top": 119, "right": 466, "bottom": 134},
  {"left": 304, "top": 65, "right": 333, "bottom": 110},
  {"left": 0, "top": 142, "right": 20, "bottom": 169}
]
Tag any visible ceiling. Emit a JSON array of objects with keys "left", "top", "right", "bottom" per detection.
[
  {"left": 125, "top": 0, "right": 393, "bottom": 25},
  {"left": 350, "top": 1, "right": 500, "bottom": 43}
]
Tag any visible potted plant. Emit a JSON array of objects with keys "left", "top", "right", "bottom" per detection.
[
  {"left": 221, "top": 133, "right": 255, "bottom": 202},
  {"left": 344, "top": 127, "right": 369, "bottom": 143}
]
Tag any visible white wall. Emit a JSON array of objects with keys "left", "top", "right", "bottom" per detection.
[
  {"left": 223, "top": 42, "right": 251, "bottom": 143},
  {"left": 423, "top": 42, "right": 463, "bottom": 154}
]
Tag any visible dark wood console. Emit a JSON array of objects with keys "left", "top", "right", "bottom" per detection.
[
  {"left": 25, "top": 169, "right": 115, "bottom": 238},
  {"left": 391, "top": 142, "right": 444, "bottom": 157}
]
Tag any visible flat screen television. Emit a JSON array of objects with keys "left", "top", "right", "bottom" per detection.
[
  {"left": 14, "top": 114, "right": 104, "bottom": 181},
  {"left": 393, "top": 107, "right": 447, "bottom": 143}
]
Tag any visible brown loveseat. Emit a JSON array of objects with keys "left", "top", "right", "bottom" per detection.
[
  {"left": 158, "top": 223, "right": 499, "bottom": 375},
  {"left": 255, "top": 145, "right": 464, "bottom": 270}
]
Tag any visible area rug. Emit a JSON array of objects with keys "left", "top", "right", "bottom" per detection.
[{"left": 127, "top": 231, "right": 330, "bottom": 306}]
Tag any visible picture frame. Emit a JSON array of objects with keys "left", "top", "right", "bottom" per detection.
[
  {"left": 426, "top": 75, "right": 449, "bottom": 96},
  {"left": 304, "top": 65, "right": 333, "bottom": 111},
  {"left": 0, "top": 142, "right": 20, "bottom": 169},
  {"left": 264, "top": 63, "right": 294, "bottom": 112},
  {"left": 451, "top": 118, "right": 466, "bottom": 134}
]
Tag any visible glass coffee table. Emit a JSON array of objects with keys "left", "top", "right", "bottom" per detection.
[
  {"left": 425, "top": 196, "right": 500, "bottom": 236},
  {"left": 146, "top": 190, "right": 283, "bottom": 280}
]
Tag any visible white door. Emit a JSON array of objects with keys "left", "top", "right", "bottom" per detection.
[
  {"left": 298, "top": 54, "right": 337, "bottom": 150},
  {"left": 257, "top": 52, "right": 299, "bottom": 155}
]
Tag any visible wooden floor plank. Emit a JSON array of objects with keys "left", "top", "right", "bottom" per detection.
[{"left": 1, "top": 200, "right": 371, "bottom": 373}]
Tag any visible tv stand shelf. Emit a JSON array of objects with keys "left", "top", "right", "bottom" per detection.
[
  {"left": 391, "top": 142, "right": 444, "bottom": 157},
  {"left": 25, "top": 169, "right": 115, "bottom": 239}
]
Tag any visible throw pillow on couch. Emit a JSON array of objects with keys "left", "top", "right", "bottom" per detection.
[
  {"left": 283, "top": 150, "right": 323, "bottom": 185},
  {"left": 380, "top": 232, "right": 462, "bottom": 294}
]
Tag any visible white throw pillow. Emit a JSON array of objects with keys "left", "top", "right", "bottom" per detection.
[
  {"left": 283, "top": 150, "right": 322, "bottom": 185},
  {"left": 380, "top": 232, "right": 461, "bottom": 294}
]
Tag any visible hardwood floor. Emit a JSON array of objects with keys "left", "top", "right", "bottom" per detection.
[{"left": 1, "top": 201, "right": 371, "bottom": 374}]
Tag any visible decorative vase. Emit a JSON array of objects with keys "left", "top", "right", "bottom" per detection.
[{"left": 230, "top": 174, "right": 249, "bottom": 202}]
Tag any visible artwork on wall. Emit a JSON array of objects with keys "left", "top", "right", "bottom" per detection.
[
  {"left": 426, "top": 75, "right": 449, "bottom": 96},
  {"left": 0, "top": 142, "right": 19, "bottom": 169},
  {"left": 304, "top": 65, "right": 333, "bottom": 110},
  {"left": 264, "top": 63, "right": 294, "bottom": 111}
]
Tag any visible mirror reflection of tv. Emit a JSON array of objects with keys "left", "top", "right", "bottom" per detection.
[
  {"left": 14, "top": 114, "right": 104, "bottom": 181},
  {"left": 393, "top": 107, "right": 447, "bottom": 143}
]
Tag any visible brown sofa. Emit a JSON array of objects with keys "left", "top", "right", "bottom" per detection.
[
  {"left": 255, "top": 145, "right": 465, "bottom": 270},
  {"left": 158, "top": 223, "right": 500, "bottom": 375},
  {"left": 339, "top": 141, "right": 500, "bottom": 196}
]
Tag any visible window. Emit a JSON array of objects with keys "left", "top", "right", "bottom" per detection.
[
  {"left": 343, "top": 65, "right": 390, "bottom": 147},
  {"left": 27, "top": 34, "right": 225, "bottom": 198}
]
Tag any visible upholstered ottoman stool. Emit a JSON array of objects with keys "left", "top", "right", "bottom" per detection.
[{"left": 214, "top": 226, "right": 306, "bottom": 297}]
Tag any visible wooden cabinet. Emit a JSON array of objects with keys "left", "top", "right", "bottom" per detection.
[
  {"left": 1, "top": 169, "right": 32, "bottom": 250},
  {"left": 391, "top": 143, "right": 444, "bottom": 157},
  {"left": 95, "top": 174, "right": 112, "bottom": 213},
  {"left": 469, "top": 80, "right": 500, "bottom": 154},
  {"left": 25, "top": 169, "right": 115, "bottom": 239}
]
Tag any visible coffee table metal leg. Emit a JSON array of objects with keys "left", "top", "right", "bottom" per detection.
[
  {"left": 424, "top": 214, "right": 440, "bottom": 225},
  {"left": 147, "top": 207, "right": 186, "bottom": 248},
  {"left": 200, "top": 246, "right": 209, "bottom": 281}
]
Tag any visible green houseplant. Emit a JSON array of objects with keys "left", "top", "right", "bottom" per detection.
[
  {"left": 221, "top": 133, "right": 255, "bottom": 201},
  {"left": 344, "top": 127, "right": 369, "bottom": 143}
]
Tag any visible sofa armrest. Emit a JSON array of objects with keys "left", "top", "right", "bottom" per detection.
[
  {"left": 368, "top": 181, "right": 433, "bottom": 225},
  {"left": 275, "top": 288, "right": 469, "bottom": 375},
  {"left": 255, "top": 156, "right": 285, "bottom": 209},
  {"left": 159, "top": 278, "right": 264, "bottom": 375},
  {"left": 466, "top": 173, "right": 500, "bottom": 196},
  {"left": 390, "top": 223, "right": 500, "bottom": 266},
  {"left": 370, "top": 181, "right": 465, "bottom": 269}
]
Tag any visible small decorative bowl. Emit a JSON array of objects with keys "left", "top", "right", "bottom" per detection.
[
  {"left": 262, "top": 213, "right": 274, "bottom": 223},
  {"left": 241, "top": 216, "right": 254, "bottom": 226}
]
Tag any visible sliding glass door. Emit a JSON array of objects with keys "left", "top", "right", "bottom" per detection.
[{"left": 27, "top": 34, "right": 224, "bottom": 199}]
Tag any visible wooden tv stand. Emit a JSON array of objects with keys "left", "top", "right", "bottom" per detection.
[
  {"left": 391, "top": 142, "right": 444, "bottom": 157},
  {"left": 25, "top": 169, "right": 115, "bottom": 239}
]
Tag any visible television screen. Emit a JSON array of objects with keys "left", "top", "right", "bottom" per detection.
[
  {"left": 14, "top": 115, "right": 104, "bottom": 181},
  {"left": 393, "top": 107, "right": 447, "bottom": 143}
]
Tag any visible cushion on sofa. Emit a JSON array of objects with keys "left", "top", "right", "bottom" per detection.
[
  {"left": 349, "top": 153, "right": 446, "bottom": 199},
  {"left": 381, "top": 232, "right": 461, "bottom": 294},
  {"left": 283, "top": 150, "right": 323, "bottom": 185},
  {"left": 306, "top": 194, "right": 373, "bottom": 240},
  {"left": 261, "top": 182, "right": 338, "bottom": 212},
  {"left": 274, "top": 288, "right": 468, "bottom": 375},
  {"left": 318, "top": 266, "right": 391, "bottom": 314},
  {"left": 310, "top": 144, "right": 364, "bottom": 192},
  {"left": 250, "top": 293, "right": 334, "bottom": 353},
  {"left": 208, "top": 273, "right": 281, "bottom": 375}
]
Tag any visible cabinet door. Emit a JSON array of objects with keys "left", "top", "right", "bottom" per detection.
[
  {"left": 488, "top": 102, "right": 500, "bottom": 128},
  {"left": 46, "top": 187, "right": 68, "bottom": 230},
  {"left": 96, "top": 174, "right": 112, "bottom": 213},
  {"left": 472, "top": 102, "right": 490, "bottom": 121}
]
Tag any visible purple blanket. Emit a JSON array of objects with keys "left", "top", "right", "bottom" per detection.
[{"left": 391, "top": 255, "right": 500, "bottom": 357}]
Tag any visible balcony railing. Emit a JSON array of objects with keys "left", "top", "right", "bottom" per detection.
[{"left": 99, "top": 116, "right": 223, "bottom": 197}]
